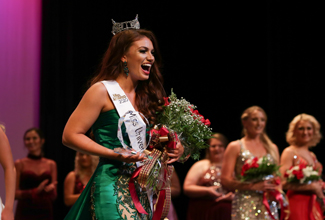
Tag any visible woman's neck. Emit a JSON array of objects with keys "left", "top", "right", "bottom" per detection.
[
  {"left": 116, "top": 74, "right": 138, "bottom": 93},
  {"left": 243, "top": 134, "right": 262, "bottom": 143},
  {"left": 79, "top": 167, "right": 92, "bottom": 176},
  {"left": 27, "top": 152, "right": 42, "bottom": 160},
  {"left": 293, "top": 143, "right": 309, "bottom": 150},
  {"left": 210, "top": 158, "right": 223, "bottom": 166}
]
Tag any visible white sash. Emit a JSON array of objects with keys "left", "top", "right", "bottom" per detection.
[{"left": 101, "top": 80, "right": 147, "bottom": 166}]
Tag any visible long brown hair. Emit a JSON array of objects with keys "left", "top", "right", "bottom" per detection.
[{"left": 90, "top": 29, "right": 166, "bottom": 125}]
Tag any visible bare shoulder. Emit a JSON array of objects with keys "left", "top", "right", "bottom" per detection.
[
  {"left": 191, "top": 159, "right": 210, "bottom": 169},
  {"left": 271, "top": 143, "right": 280, "bottom": 155},
  {"left": 272, "top": 143, "right": 279, "bottom": 150},
  {"left": 186, "top": 159, "right": 210, "bottom": 181},
  {"left": 280, "top": 146, "right": 296, "bottom": 160},
  {"left": 15, "top": 158, "right": 24, "bottom": 167},
  {"left": 187, "top": 159, "right": 210, "bottom": 176},
  {"left": 85, "top": 82, "right": 113, "bottom": 111},
  {"left": 65, "top": 171, "right": 76, "bottom": 181},
  {"left": 86, "top": 82, "right": 108, "bottom": 98},
  {"left": 44, "top": 158, "right": 57, "bottom": 166},
  {"left": 225, "top": 140, "right": 241, "bottom": 154},
  {"left": 282, "top": 146, "right": 295, "bottom": 155}
]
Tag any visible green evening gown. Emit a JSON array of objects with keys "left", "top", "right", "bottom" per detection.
[{"left": 64, "top": 110, "right": 152, "bottom": 220}]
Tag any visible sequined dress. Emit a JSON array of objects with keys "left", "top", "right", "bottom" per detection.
[
  {"left": 64, "top": 109, "right": 151, "bottom": 220},
  {"left": 187, "top": 164, "right": 232, "bottom": 220},
  {"left": 231, "top": 140, "right": 279, "bottom": 220}
]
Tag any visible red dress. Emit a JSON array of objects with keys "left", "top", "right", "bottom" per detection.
[
  {"left": 15, "top": 171, "right": 54, "bottom": 220},
  {"left": 186, "top": 165, "right": 232, "bottom": 220},
  {"left": 287, "top": 153, "right": 324, "bottom": 220},
  {"left": 74, "top": 174, "right": 85, "bottom": 194}
]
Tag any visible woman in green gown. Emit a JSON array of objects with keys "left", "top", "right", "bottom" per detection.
[{"left": 62, "top": 23, "right": 184, "bottom": 219}]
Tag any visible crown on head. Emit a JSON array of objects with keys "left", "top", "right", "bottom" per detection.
[{"left": 111, "top": 14, "right": 140, "bottom": 35}]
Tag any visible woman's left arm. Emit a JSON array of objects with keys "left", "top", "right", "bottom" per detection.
[
  {"left": 0, "top": 128, "right": 15, "bottom": 220},
  {"left": 44, "top": 160, "right": 57, "bottom": 200}
]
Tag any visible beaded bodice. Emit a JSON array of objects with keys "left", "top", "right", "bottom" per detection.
[{"left": 199, "top": 164, "right": 227, "bottom": 194}]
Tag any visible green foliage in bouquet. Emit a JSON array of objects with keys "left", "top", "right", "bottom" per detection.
[{"left": 157, "top": 90, "right": 213, "bottom": 161}]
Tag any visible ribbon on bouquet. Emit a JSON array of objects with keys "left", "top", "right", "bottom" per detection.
[
  {"left": 149, "top": 125, "right": 178, "bottom": 150},
  {"left": 263, "top": 189, "right": 290, "bottom": 220},
  {"left": 129, "top": 148, "right": 173, "bottom": 219}
]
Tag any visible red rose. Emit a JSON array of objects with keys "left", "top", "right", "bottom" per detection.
[
  {"left": 163, "top": 97, "right": 170, "bottom": 106},
  {"left": 241, "top": 163, "right": 250, "bottom": 176},
  {"left": 241, "top": 157, "right": 260, "bottom": 177},
  {"left": 299, "top": 163, "right": 307, "bottom": 170},
  {"left": 192, "top": 110, "right": 200, "bottom": 116},
  {"left": 250, "top": 157, "right": 259, "bottom": 168},
  {"left": 292, "top": 170, "right": 304, "bottom": 180},
  {"left": 204, "top": 119, "right": 211, "bottom": 127},
  {"left": 284, "top": 172, "right": 289, "bottom": 178}
]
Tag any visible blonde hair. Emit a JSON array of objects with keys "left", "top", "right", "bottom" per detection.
[
  {"left": 241, "top": 106, "right": 278, "bottom": 163},
  {"left": 74, "top": 152, "right": 99, "bottom": 178},
  {"left": 205, "top": 133, "right": 229, "bottom": 159},
  {"left": 286, "top": 113, "right": 322, "bottom": 147}
]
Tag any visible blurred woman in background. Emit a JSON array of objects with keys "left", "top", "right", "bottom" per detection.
[
  {"left": 15, "top": 128, "right": 57, "bottom": 220},
  {"left": 280, "top": 113, "right": 324, "bottom": 220},
  {"left": 184, "top": 133, "right": 233, "bottom": 220},
  {"left": 221, "top": 106, "right": 280, "bottom": 220},
  {"left": 64, "top": 151, "right": 99, "bottom": 207}
]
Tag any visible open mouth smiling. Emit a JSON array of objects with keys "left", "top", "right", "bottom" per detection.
[{"left": 141, "top": 63, "right": 151, "bottom": 74}]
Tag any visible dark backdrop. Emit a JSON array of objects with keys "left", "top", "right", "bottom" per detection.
[{"left": 40, "top": 1, "right": 325, "bottom": 219}]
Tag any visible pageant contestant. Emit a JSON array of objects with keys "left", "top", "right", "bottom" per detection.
[
  {"left": 221, "top": 106, "right": 281, "bottom": 220},
  {"left": 280, "top": 114, "right": 324, "bottom": 220},
  {"left": 15, "top": 128, "right": 57, "bottom": 220},
  {"left": 63, "top": 152, "right": 99, "bottom": 207},
  {"left": 0, "top": 125, "right": 15, "bottom": 220},
  {"left": 62, "top": 15, "right": 184, "bottom": 219},
  {"left": 184, "top": 133, "right": 233, "bottom": 220}
]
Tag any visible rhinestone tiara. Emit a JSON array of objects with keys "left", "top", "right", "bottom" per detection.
[{"left": 111, "top": 14, "right": 140, "bottom": 35}]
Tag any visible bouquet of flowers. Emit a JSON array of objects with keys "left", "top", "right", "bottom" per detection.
[
  {"left": 240, "top": 155, "right": 280, "bottom": 182},
  {"left": 156, "top": 90, "right": 213, "bottom": 161},
  {"left": 140, "top": 90, "right": 213, "bottom": 191},
  {"left": 241, "top": 156, "right": 289, "bottom": 220},
  {"left": 284, "top": 163, "right": 320, "bottom": 184},
  {"left": 129, "top": 90, "right": 213, "bottom": 219}
]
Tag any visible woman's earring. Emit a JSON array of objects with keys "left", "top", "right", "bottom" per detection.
[{"left": 123, "top": 61, "right": 129, "bottom": 77}]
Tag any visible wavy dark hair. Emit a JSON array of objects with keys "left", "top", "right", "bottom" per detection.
[{"left": 90, "top": 29, "right": 166, "bottom": 125}]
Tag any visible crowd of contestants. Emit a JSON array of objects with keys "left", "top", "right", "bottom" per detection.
[{"left": 0, "top": 105, "right": 324, "bottom": 219}]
